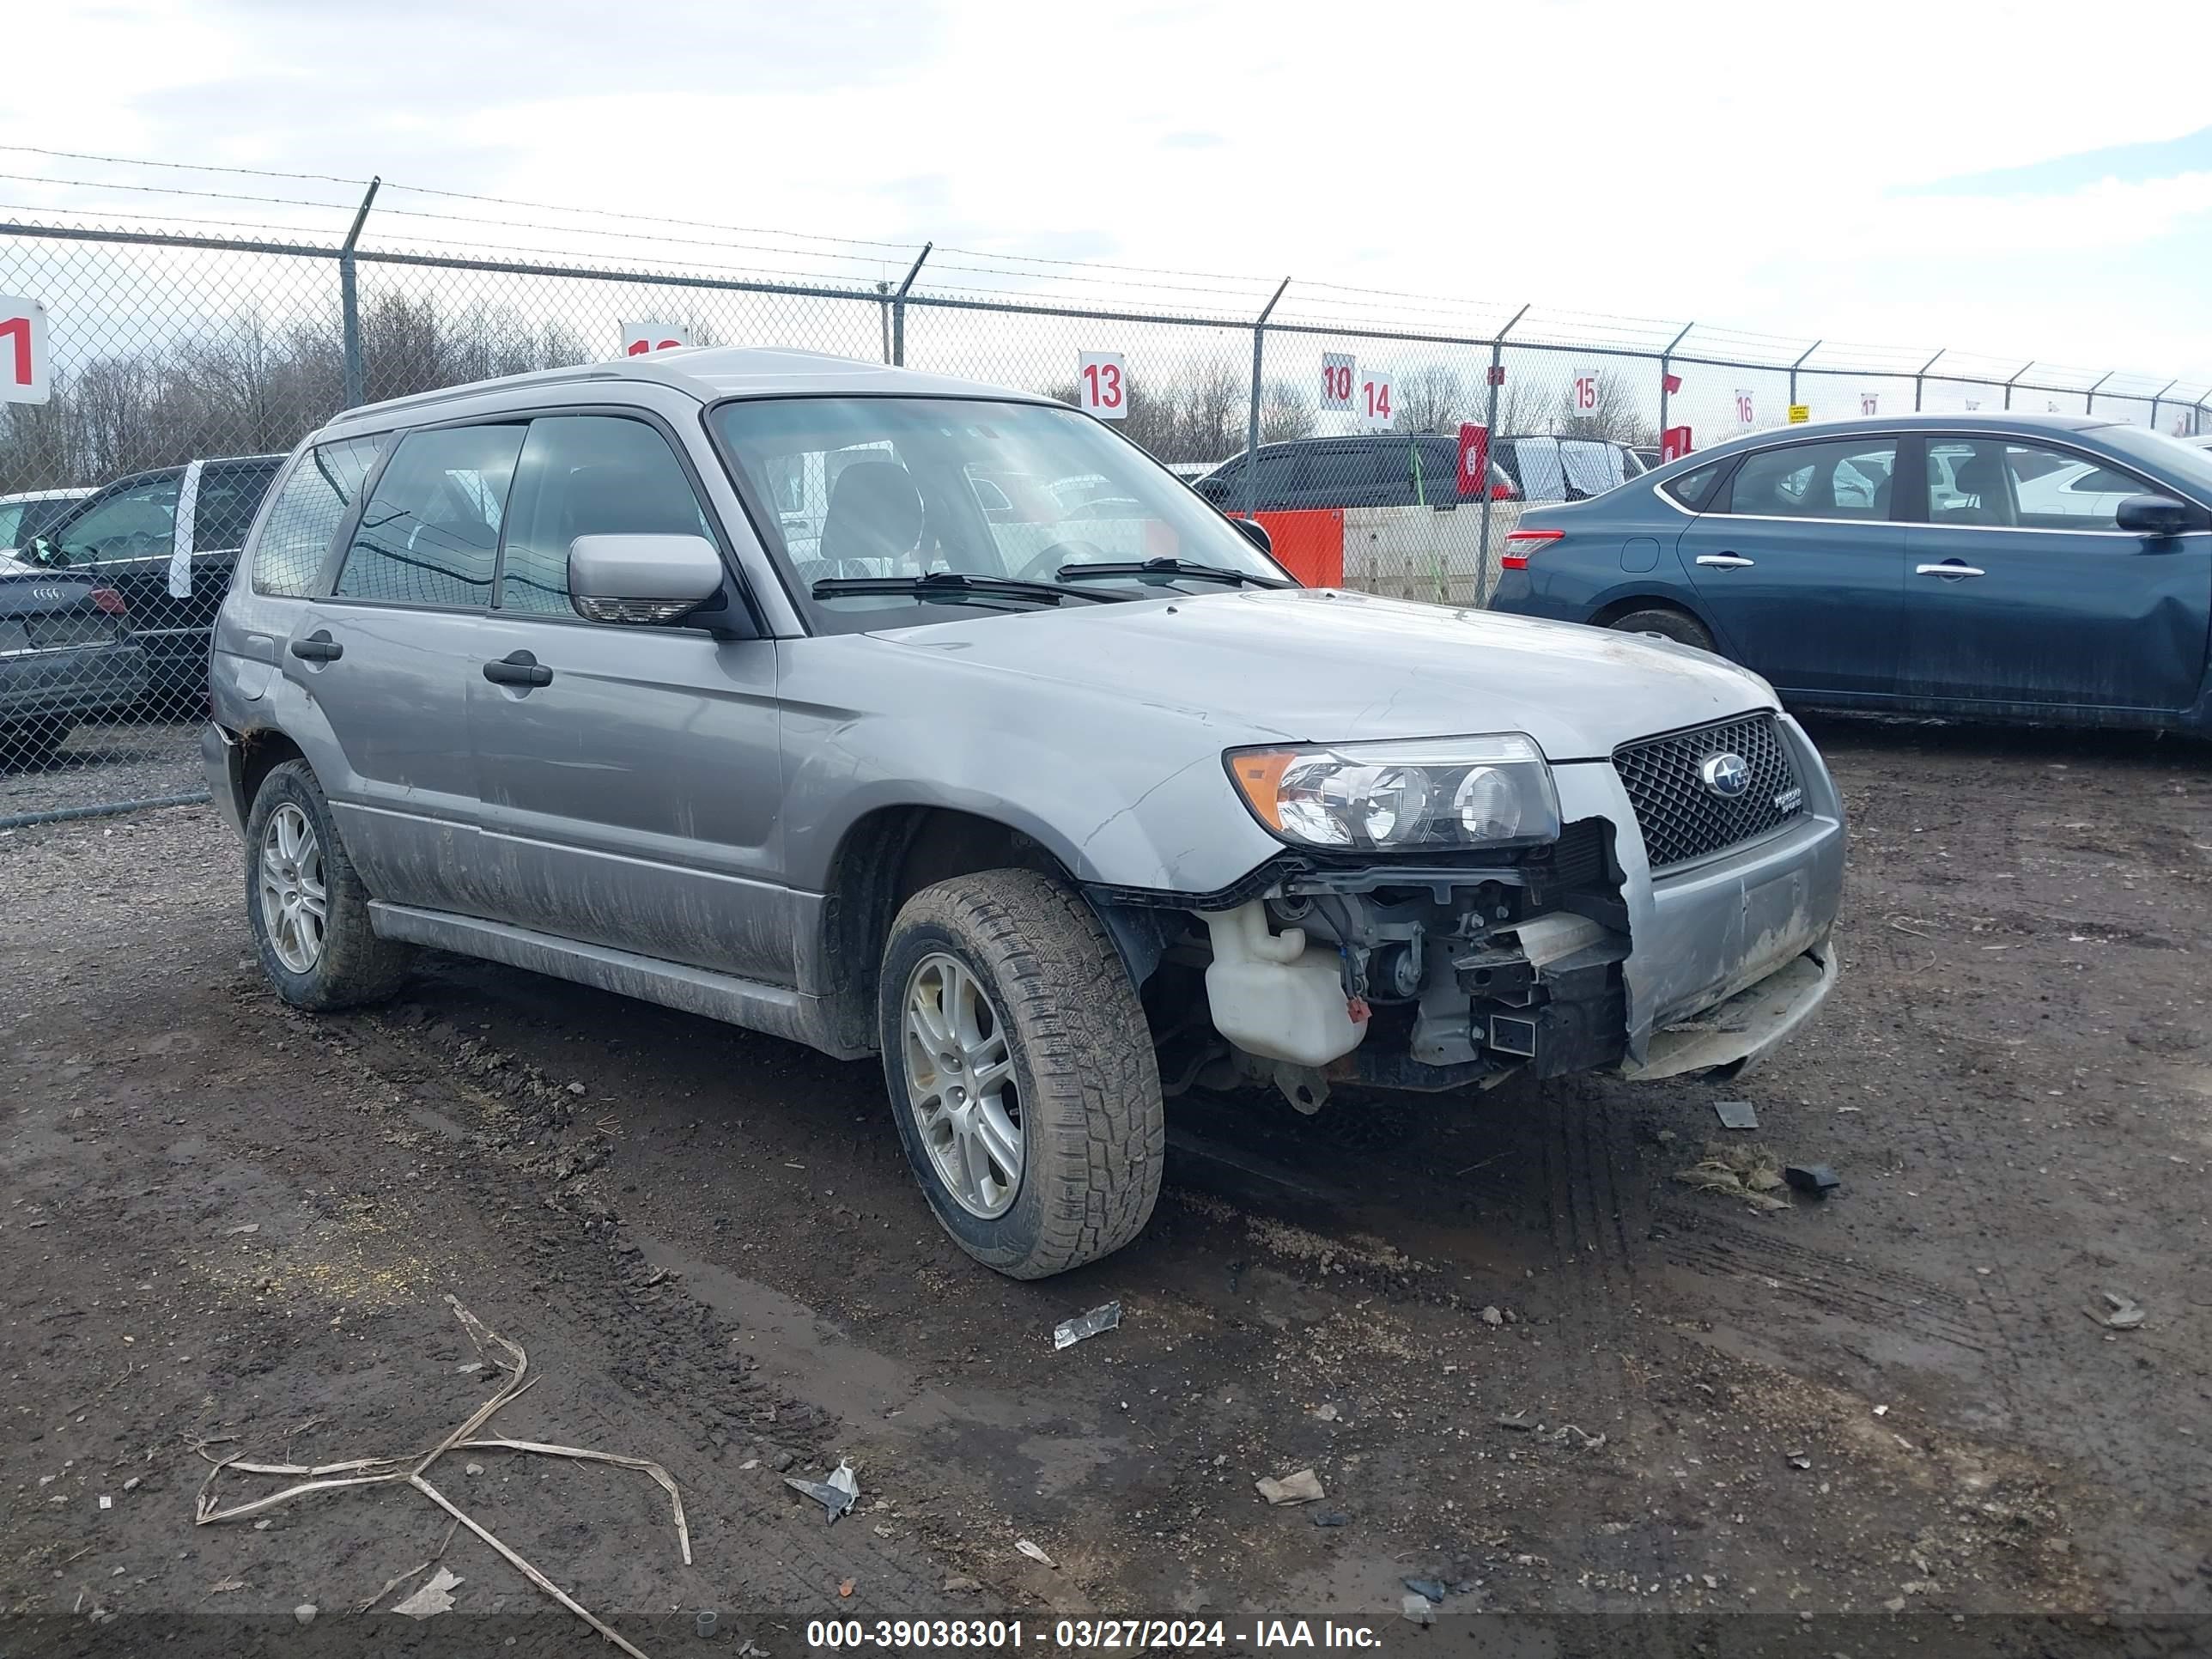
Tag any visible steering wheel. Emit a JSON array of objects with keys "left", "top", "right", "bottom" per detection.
[{"left": 1012, "top": 540, "right": 1109, "bottom": 583}]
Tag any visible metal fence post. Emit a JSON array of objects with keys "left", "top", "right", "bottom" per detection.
[
  {"left": 2002, "top": 361, "right": 2033, "bottom": 410},
  {"left": 1657, "top": 320, "right": 1693, "bottom": 438},
  {"left": 2085, "top": 371, "right": 2112, "bottom": 415},
  {"left": 1788, "top": 339, "right": 1820, "bottom": 410},
  {"left": 1474, "top": 304, "right": 1528, "bottom": 609},
  {"left": 1241, "top": 278, "right": 1291, "bottom": 520},
  {"left": 877, "top": 280, "right": 891, "bottom": 364},
  {"left": 889, "top": 242, "right": 931, "bottom": 368},
  {"left": 2148, "top": 378, "right": 2178, "bottom": 433},
  {"left": 337, "top": 176, "right": 381, "bottom": 410},
  {"left": 1914, "top": 349, "right": 1943, "bottom": 411}
]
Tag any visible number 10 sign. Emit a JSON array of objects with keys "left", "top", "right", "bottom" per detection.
[{"left": 1, "top": 295, "right": 51, "bottom": 405}]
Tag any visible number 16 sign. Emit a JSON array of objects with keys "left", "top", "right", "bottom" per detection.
[
  {"left": 0, "top": 295, "right": 51, "bottom": 405},
  {"left": 1078, "top": 351, "right": 1127, "bottom": 420}
]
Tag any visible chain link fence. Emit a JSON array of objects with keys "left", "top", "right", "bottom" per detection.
[{"left": 4, "top": 214, "right": 2209, "bottom": 823}]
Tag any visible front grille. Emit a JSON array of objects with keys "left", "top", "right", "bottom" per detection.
[{"left": 1613, "top": 713, "right": 1802, "bottom": 871}]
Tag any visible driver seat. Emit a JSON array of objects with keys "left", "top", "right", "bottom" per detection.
[{"left": 815, "top": 460, "right": 925, "bottom": 577}]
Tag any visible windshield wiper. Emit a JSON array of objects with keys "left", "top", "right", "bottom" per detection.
[
  {"left": 1054, "top": 557, "right": 1293, "bottom": 589},
  {"left": 810, "top": 571, "right": 1134, "bottom": 606}
]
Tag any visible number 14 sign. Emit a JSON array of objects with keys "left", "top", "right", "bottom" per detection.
[{"left": 1, "top": 295, "right": 51, "bottom": 405}]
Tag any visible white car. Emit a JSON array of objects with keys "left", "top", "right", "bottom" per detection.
[{"left": 0, "top": 487, "right": 94, "bottom": 562}]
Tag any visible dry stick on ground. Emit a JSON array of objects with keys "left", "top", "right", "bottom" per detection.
[{"left": 194, "top": 1294, "right": 686, "bottom": 1657}]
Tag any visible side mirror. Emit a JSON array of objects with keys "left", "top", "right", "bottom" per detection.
[
  {"left": 2116, "top": 494, "right": 2193, "bottom": 538},
  {"left": 568, "top": 533, "right": 725, "bottom": 623},
  {"left": 1231, "top": 516, "right": 1273, "bottom": 555}
]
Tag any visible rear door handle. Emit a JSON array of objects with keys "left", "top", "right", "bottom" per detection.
[
  {"left": 289, "top": 633, "right": 342, "bottom": 662},
  {"left": 1695, "top": 554, "right": 1755, "bottom": 568},
  {"left": 1915, "top": 562, "right": 1986, "bottom": 579},
  {"left": 482, "top": 650, "right": 553, "bottom": 687}
]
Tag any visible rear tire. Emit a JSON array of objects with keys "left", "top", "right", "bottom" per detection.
[
  {"left": 0, "top": 723, "right": 67, "bottom": 771},
  {"left": 244, "top": 759, "right": 415, "bottom": 1011},
  {"left": 1606, "top": 606, "right": 1716, "bottom": 653},
  {"left": 878, "top": 868, "right": 1164, "bottom": 1279}
]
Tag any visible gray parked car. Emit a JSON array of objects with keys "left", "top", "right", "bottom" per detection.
[
  {"left": 203, "top": 347, "right": 1846, "bottom": 1279},
  {"left": 2, "top": 568, "right": 147, "bottom": 769}
]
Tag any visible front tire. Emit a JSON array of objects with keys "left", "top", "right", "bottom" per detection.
[
  {"left": 1606, "top": 606, "right": 1716, "bottom": 653},
  {"left": 878, "top": 869, "right": 1164, "bottom": 1279},
  {"left": 244, "top": 759, "right": 414, "bottom": 1011}
]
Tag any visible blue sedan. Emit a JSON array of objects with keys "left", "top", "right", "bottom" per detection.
[{"left": 1487, "top": 412, "right": 2212, "bottom": 732}]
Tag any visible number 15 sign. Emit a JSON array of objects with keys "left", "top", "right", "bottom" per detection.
[{"left": 1, "top": 295, "right": 51, "bottom": 405}]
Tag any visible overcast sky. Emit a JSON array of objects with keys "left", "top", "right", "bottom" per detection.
[{"left": 11, "top": 0, "right": 2212, "bottom": 381}]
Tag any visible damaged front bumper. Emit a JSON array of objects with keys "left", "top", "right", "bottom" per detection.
[{"left": 1094, "top": 712, "right": 1846, "bottom": 1097}]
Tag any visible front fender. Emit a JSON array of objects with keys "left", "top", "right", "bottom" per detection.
[{"left": 775, "top": 640, "right": 1284, "bottom": 895}]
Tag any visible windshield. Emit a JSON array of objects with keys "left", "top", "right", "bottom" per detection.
[
  {"left": 2093, "top": 423, "right": 2212, "bottom": 502},
  {"left": 710, "top": 397, "right": 1291, "bottom": 630}
]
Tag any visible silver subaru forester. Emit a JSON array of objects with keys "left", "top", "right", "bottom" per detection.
[{"left": 204, "top": 347, "right": 1844, "bottom": 1279}]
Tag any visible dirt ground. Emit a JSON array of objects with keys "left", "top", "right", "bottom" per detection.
[{"left": 1, "top": 716, "right": 2207, "bottom": 1654}]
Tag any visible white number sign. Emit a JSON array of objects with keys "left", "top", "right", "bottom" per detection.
[
  {"left": 1734, "top": 390, "right": 1755, "bottom": 426},
  {"left": 1571, "top": 372, "right": 1601, "bottom": 416},
  {"left": 1078, "top": 351, "right": 1127, "bottom": 420},
  {"left": 0, "top": 295, "right": 51, "bottom": 405},
  {"left": 1860, "top": 392, "right": 1879, "bottom": 416},
  {"left": 620, "top": 320, "right": 694, "bottom": 356},
  {"left": 1320, "top": 352, "right": 1354, "bottom": 413},
  {"left": 1358, "top": 369, "right": 1395, "bottom": 431}
]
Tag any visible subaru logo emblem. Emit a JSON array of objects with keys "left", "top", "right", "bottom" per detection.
[{"left": 1698, "top": 752, "right": 1750, "bottom": 799}]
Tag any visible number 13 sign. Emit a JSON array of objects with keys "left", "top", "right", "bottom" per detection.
[
  {"left": 1078, "top": 351, "right": 1127, "bottom": 420},
  {"left": 0, "top": 295, "right": 51, "bottom": 405}
]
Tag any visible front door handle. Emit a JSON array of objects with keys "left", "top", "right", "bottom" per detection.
[
  {"left": 289, "top": 632, "right": 343, "bottom": 662},
  {"left": 1695, "top": 554, "right": 1756, "bottom": 569},
  {"left": 1915, "top": 562, "right": 1986, "bottom": 580},
  {"left": 482, "top": 650, "right": 553, "bottom": 688}
]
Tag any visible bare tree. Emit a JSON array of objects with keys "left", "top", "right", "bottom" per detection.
[
  {"left": 1557, "top": 370, "right": 1656, "bottom": 447},
  {"left": 1392, "top": 364, "right": 1466, "bottom": 434},
  {"left": 1258, "top": 378, "right": 1314, "bottom": 443}
]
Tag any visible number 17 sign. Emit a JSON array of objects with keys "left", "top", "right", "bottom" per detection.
[
  {"left": 1, "top": 295, "right": 51, "bottom": 405},
  {"left": 1077, "top": 351, "right": 1127, "bottom": 420}
]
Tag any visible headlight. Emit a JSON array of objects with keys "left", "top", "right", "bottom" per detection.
[{"left": 1227, "top": 734, "right": 1559, "bottom": 851}]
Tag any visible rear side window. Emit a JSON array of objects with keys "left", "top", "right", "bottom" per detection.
[
  {"left": 497, "top": 416, "right": 714, "bottom": 617},
  {"left": 253, "top": 439, "right": 386, "bottom": 596},
  {"left": 1723, "top": 438, "right": 1898, "bottom": 520},
  {"left": 192, "top": 462, "right": 282, "bottom": 553},
  {"left": 333, "top": 424, "right": 525, "bottom": 609},
  {"left": 1661, "top": 461, "right": 1723, "bottom": 510}
]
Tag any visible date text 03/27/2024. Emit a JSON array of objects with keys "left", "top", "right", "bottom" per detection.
[{"left": 804, "top": 1619, "right": 1385, "bottom": 1650}]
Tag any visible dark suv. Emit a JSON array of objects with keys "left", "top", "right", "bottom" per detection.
[
  {"left": 1193, "top": 433, "right": 1644, "bottom": 513},
  {"left": 21, "top": 454, "right": 284, "bottom": 715}
]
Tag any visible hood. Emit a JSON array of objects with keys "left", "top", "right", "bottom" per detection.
[{"left": 870, "top": 586, "right": 1772, "bottom": 761}]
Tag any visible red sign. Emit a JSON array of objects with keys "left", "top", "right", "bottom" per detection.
[
  {"left": 1456, "top": 422, "right": 1491, "bottom": 499},
  {"left": 1662, "top": 372, "right": 1683, "bottom": 395},
  {"left": 1486, "top": 364, "right": 1506, "bottom": 387},
  {"left": 1661, "top": 425, "right": 1694, "bottom": 462}
]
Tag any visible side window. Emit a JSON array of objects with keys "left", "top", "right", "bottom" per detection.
[
  {"left": 1725, "top": 438, "right": 1899, "bottom": 520},
  {"left": 1661, "top": 461, "right": 1722, "bottom": 510},
  {"left": 333, "top": 424, "right": 525, "bottom": 608},
  {"left": 2002, "top": 441, "right": 2154, "bottom": 531},
  {"left": 1243, "top": 449, "right": 1306, "bottom": 505},
  {"left": 253, "top": 438, "right": 387, "bottom": 597},
  {"left": 497, "top": 416, "right": 714, "bottom": 617},
  {"left": 52, "top": 477, "right": 179, "bottom": 562},
  {"left": 192, "top": 463, "right": 281, "bottom": 552}
]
